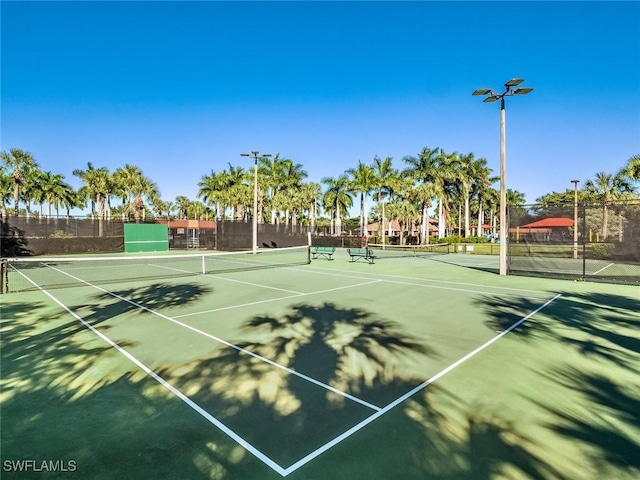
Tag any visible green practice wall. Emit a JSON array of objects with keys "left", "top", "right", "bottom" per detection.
[{"left": 124, "top": 224, "right": 169, "bottom": 253}]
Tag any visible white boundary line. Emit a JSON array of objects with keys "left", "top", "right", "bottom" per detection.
[
  {"left": 280, "top": 292, "right": 563, "bottom": 476},
  {"left": 12, "top": 263, "right": 563, "bottom": 477},
  {"left": 297, "top": 264, "right": 553, "bottom": 298},
  {"left": 11, "top": 268, "right": 289, "bottom": 476},
  {"left": 591, "top": 262, "right": 615, "bottom": 275},
  {"left": 154, "top": 263, "right": 305, "bottom": 295},
  {"left": 174, "top": 280, "right": 381, "bottom": 319},
  {"left": 41, "top": 265, "right": 381, "bottom": 412}
]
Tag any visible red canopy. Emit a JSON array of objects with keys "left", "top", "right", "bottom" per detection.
[{"left": 520, "top": 217, "right": 574, "bottom": 228}]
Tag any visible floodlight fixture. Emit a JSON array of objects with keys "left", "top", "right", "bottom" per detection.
[
  {"left": 505, "top": 78, "right": 524, "bottom": 87},
  {"left": 472, "top": 78, "right": 534, "bottom": 276}
]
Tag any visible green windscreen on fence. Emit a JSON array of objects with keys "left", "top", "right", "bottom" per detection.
[{"left": 124, "top": 224, "right": 169, "bottom": 253}]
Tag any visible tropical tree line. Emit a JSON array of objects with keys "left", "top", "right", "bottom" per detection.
[{"left": 1, "top": 148, "right": 639, "bottom": 243}]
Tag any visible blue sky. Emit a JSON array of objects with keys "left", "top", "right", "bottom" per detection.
[{"left": 2, "top": 1, "right": 639, "bottom": 214}]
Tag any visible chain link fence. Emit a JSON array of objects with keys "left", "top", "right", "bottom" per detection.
[{"left": 508, "top": 201, "right": 640, "bottom": 285}]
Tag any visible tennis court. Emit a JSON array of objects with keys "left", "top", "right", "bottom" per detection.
[{"left": 1, "top": 247, "right": 638, "bottom": 479}]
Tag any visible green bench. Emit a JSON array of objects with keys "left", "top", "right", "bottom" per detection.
[
  {"left": 347, "top": 247, "right": 377, "bottom": 264},
  {"left": 311, "top": 246, "right": 336, "bottom": 260}
]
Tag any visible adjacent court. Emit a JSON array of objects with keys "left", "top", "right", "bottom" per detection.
[{"left": 1, "top": 246, "right": 638, "bottom": 479}]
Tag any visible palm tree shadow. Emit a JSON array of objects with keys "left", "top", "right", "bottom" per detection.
[
  {"left": 476, "top": 289, "right": 640, "bottom": 476},
  {"left": 154, "top": 301, "right": 568, "bottom": 477},
  {"left": 3, "top": 292, "right": 573, "bottom": 478},
  {"left": 534, "top": 366, "right": 640, "bottom": 474},
  {"left": 482, "top": 290, "right": 640, "bottom": 371}
]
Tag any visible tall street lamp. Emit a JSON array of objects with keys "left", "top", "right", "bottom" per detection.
[
  {"left": 241, "top": 151, "right": 271, "bottom": 254},
  {"left": 473, "top": 78, "right": 533, "bottom": 275},
  {"left": 571, "top": 179, "right": 580, "bottom": 259}
]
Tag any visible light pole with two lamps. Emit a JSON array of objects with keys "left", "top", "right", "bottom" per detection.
[
  {"left": 473, "top": 78, "right": 533, "bottom": 275},
  {"left": 241, "top": 151, "right": 271, "bottom": 254}
]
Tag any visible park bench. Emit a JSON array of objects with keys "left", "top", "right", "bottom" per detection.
[
  {"left": 347, "top": 248, "right": 377, "bottom": 264},
  {"left": 311, "top": 246, "right": 336, "bottom": 260}
]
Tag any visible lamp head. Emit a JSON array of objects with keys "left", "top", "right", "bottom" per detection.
[{"left": 505, "top": 78, "right": 524, "bottom": 87}]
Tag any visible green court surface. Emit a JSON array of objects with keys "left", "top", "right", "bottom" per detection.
[{"left": 1, "top": 248, "right": 639, "bottom": 479}]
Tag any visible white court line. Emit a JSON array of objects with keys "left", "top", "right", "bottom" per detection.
[
  {"left": 154, "top": 264, "right": 305, "bottom": 295},
  {"left": 11, "top": 268, "right": 288, "bottom": 476},
  {"left": 591, "top": 262, "right": 615, "bottom": 275},
  {"left": 297, "top": 264, "right": 552, "bottom": 298},
  {"left": 13, "top": 263, "right": 563, "bottom": 477},
  {"left": 174, "top": 280, "right": 381, "bottom": 319},
  {"left": 38, "top": 265, "right": 381, "bottom": 412},
  {"left": 280, "top": 292, "right": 563, "bottom": 476}
]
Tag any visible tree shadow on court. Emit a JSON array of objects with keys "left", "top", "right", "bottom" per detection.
[
  {"left": 1, "top": 286, "right": 262, "bottom": 480},
  {"left": 533, "top": 365, "right": 640, "bottom": 474},
  {"left": 2, "top": 282, "right": 211, "bottom": 402},
  {"left": 482, "top": 290, "right": 640, "bottom": 371},
  {"left": 476, "top": 289, "right": 640, "bottom": 477},
  {"left": 153, "top": 301, "right": 567, "bottom": 479},
  {"left": 88, "top": 281, "right": 213, "bottom": 315},
  {"left": 1, "top": 289, "right": 589, "bottom": 479}
]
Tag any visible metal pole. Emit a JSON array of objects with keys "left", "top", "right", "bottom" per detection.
[
  {"left": 571, "top": 179, "right": 579, "bottom": 259},
  {"left": 242, "top": 151, "right": 270, "bottom": 255},
  {"left": 499, "top": 98, "right": 507, "bottom": 276},
  {"left": 472, "top": 78, "right": 532, "bottom": 277},
  {"left": 253, "top": 158, "right": 258, "bottom": 255}
]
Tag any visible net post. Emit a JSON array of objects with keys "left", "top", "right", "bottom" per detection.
[
  {"left": 201, "top": 255, "right": 206, "bottom": 274},
  {"left": 0, "top": 259, "right": 6, "bottom": 294}
]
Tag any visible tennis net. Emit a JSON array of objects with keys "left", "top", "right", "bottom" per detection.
[
  {"left": 1, "top": 245, "right": 310, "bottom": 293},
  {"left": 366, "top": 243, "right": 450, "bottom": 259}
]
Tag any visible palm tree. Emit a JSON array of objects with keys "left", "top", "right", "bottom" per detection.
[
  {"left": 73, "top": 162, "right": 100, "bottom": 218},
  {"left": 58, "top": 183, "right": 80, "bottom": 220},
  {"left": 321, "top": 175, "right": 353, "bottom": 235},
  {"left": 402, "top": 147, "right": 457, "bottom": 239},
  {"left": 621, "top": 154, "right": 640, "bottom": 185},
  {"left": 297, "top": 182, "right": 322, "bottom": 229},
  {"left": 371, "top": 156, "right": 397, "bottom": 245},
  {"left": 506, "top": 189, "right": 526, "bottom": 206},
  {"left": 187, "top": 200, "right": 213, "bottom": 220},
  {"left": 410, "top": 181, "right": 438, "bottom": 244},
  {"left": 346, "top": 161, "right": 376, "bottom": 240},
  {"left": 265, "top": 156, "right": 307, "bottom": 225},
  {"left": 258, "top": 154, "right": 286, "bottom": 224},
  {"left": 458, "top": 153, "right": 492, "bottom": 238},
  {"left": 112, "top": 164, "right": 159, "bottom": 222},
  {"left": 73, "top": 163, "right": 113, "bottom": 236},
  {"left": 113, "top": 164, "right": 142, "bottom": 220},
  {"left": 386, "top": 177, "right": 419, "bottom": 246},
  {"left": 198, "top": 170, "right": 229, "bottom": 220},
  {"left": 38, "top": 170, "right": 67, "bottom": 219},
  {"left": 0, "top": 148, "right": 39, "bottom": 216},
  {"left": 0, "top": 169, "right": 13, "bottom": 218},
  {"left": 174, "top": 196, "right": 191, "bottom": 220},
  {"left": 224, "top": 164, "right": 250, "bottom": 220},
  {"left": 475, "top": 179, "right": 498, "bottom": 239},
  {"left": 584, "top": 171, "right": 633, "bottom": 239},
  {"left": 152, "top": 199, "right": 173, "bottom": 219}
]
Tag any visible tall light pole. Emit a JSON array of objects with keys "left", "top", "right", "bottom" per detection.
[
  {"left": 571, "top": 179, "right": 580, "bottom": 259},
  {"left": 241, "top": 151, "right": 271, "bottom": 254},
  {"left": 473, "top": 78, "right": 533, "bottom": 275}
]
